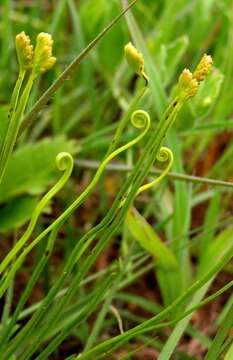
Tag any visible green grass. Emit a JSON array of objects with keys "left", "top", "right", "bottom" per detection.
[{"left": 0, "top": 0, "right": 233, "bottom": 359}]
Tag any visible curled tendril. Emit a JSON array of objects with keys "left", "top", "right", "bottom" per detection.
[
  {"left": 96, "top": 110, "right": 151, "bottom": 176},
  {"left": 119, "top": 146, "right": 173, "bottom": 208},
  {"left": 0, "top": 152, "right": 73, "bottom": 275},
  {"left": 56, "top": 151, "right": 73, "bottom": 171},
  {"left": 137, "top": 146, "right": 174, "bottom": 195},
  {"left": 130, "top": 109, "right": 150, "bottom": 129}
]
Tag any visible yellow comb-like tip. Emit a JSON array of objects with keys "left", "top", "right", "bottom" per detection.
[
  {"left": 15, "top": 31, "right": 34, "bottom": 70},
  {"left": 124, "top": 42, "right": 148, "bottom": 83},
  {"left": 178, "top": 68, "right": 198, "bottom": 100},
  {"left": 33, "top": 32, "right": 56, "bottom": 75},
  {"left": 193, "top": 54, "right": 213, "bottom": 82}
]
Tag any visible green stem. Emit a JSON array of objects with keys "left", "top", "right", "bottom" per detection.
[
  {"left": 17, "top": 115, "right": 178, "bottom": 357},
  {"left": 0, "top": 237, "right": 16, "bottom": 332},
  {"left": 30, "top": 93, "right": 214, "bottom": 357},
  {"left": 5, "top": 96, "right": 185, "bottom": 358},
  {"left": 106, "top": 85, "right": 147, "bottom": 155},
  {"left": 34, "top": 274, "right": 116, "bottom": 360},
  {"left": 136, "top": 146, "right": 174, "bottom": 196},
  {"left": 0, "top": 69, "right": 25, "bottom": 174},
  {"left": 0, "top": 227, "right": 58, "bottom": 351},
  {"left": 9, "top": 69, "right": 26, "bottom": 114}
]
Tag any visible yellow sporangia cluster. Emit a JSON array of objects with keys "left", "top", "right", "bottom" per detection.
[
  {"left": 124, "top": 42, "right": 149, "bottom": 83},
  {"left": 124, "top": 41, "right": 212, "bottom": 94},
  {"left": 15, "top": 32, "right": 34, "bottom": 71},
  {"left": 33, "top": 32, "right": 56, "bottom": 75},
  {"left": 15, "top": 31, "right": 56, "bottom": 76},
  {"left": 178, "top": 54, "right": 213, "bottom": 101},
  {"left": 193, "top": 54, "right": 213, "bottom": 82}
]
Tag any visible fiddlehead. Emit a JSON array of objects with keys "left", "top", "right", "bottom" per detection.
[
  {"left": 130, "top": 109, "right": 150, "bottom": 129},
  {"left": 79, "top": 109, "right": 151, "bottom": 195},
  {"left": 0, "top": 152, "right": 73, "bottom": 276},
  {"left": 137, "top": 146, "right": 174, "bottom": 195},
  {"left": 119, "top": 146, "right": 173, "bottom": 208}
]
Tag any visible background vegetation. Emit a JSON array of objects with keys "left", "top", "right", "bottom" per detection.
[{"left": 0, "top": 0, "right": 233, "bottom": 359}]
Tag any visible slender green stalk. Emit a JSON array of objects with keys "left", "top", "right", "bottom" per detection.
[
  {"left": 8, "top": 69, "right": 26, "bottom": 116},
  {"left": 3, "top": 54, "right": 207, "bottom": 356},
  {"left": 136, "top": 280, "right": 233, "bottom": 336},
  {"left": 84, "top": 267, "right": 126, "bottom": 350},
  {"left": 0, "top": 152, "right": 74, "bottom": 275},
  {"left": 106, "top": 85, "right": 148, "bottom": 155},
  {"left": 2, "top": 114, "right": 152, "bottom": 357},
  {"left": 0, "top": 235, "right": 16, "bottom": 333},
  {"left": 0, "top": 227, "right": 58, "bottom": 350},
  {"left": 8, "top": 100, "right": 186, "bottom": 358},
  {"left": 24, "top": 274, "right": 117, "bottom": 360},
  {"left": 0, "top": 252, "right": 147, "bottom": 333},
  {"left": 136, "top": 146, "right": 174, "bottom": 196}
]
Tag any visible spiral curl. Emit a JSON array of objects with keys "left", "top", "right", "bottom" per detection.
[
  {"left": 101, "top": 110, "right": 151, "bottom": 170},
  {"left": 156, "top": 146, "right": 172, "bottom": 163},
  {"left": 137, "top": 146, "right": 174, "bottom": 196},
  {"left": 130, "top": 110, "right": 151, "bottom": 130},
  {"left": 0, "top": 152, "right": 74, "bottom": 276},
  {"left": 56, "top": 152, "right": 73, "bottom": 172}
]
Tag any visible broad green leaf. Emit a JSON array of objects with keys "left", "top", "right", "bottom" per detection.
[
  {"left": 0, "top": 137, "right": 75, "bottom": 203},
  {"left": 0, "top": 195, "right": 38, "bottom": 233},
  {"left": 126, "top": 207, "right": 182, "bottom": 306},
  {"left": 126, "top": 207, "right": 178, "bottom": 269}
]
